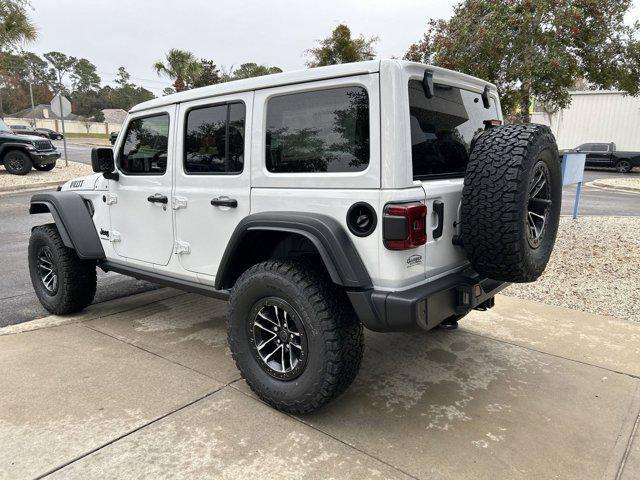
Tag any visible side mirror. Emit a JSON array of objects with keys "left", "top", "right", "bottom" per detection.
[
  {"left": 91, "top": 147, "right": 118, "bottom": 181},
  {"left": 575, "top": 147, "right": 581, "bottom": 152}
]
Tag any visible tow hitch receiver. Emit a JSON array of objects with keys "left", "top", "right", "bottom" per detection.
[{"left": 455, "top": 279, "right": 505, "bottom": 315}]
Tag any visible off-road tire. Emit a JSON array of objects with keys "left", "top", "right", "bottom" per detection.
[
  {"left": 3, "top": 149, "right": 32, "bottom": 175},
  {"left": 28, "top": 224, "right": 97, "bottom": 314},
  {"left": 461, "top": 124, "right": 561, "bottom": 283},
  {"left": 615, "top": 159, "right": 632, "bottom": 173},
  {"left": 227, "top": 259, "right": 364, "bottom": 414},
  {"left": 33, "top": 162, "right": 56, "bottom": 171}
]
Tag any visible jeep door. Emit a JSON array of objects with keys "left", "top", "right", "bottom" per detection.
[
  {"left": 108, "top": 105, "right": 176, "bottom": 265},
  {"left": 173, "top": 93, "right": 252, "bottom": 281}
]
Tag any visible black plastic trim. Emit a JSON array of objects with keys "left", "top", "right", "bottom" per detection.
[
  {"left": 348, "top": 270, "right": 508, "bottom": 332},
  {"left": 215, "top": 211, "right": 372, "bottom": 290},
  {"left": 432, "top": 200, "right": 444, "bottom": 239},
  {"left": 29, "top": 191, "right": 106, "bottom": 259},
  {"left": 100, "top": 261, "right": 230, "bottom": 300}
]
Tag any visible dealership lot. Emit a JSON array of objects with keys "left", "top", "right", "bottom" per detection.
[{"left": 1, "top": 289, "right": 638, "bottom": 480}]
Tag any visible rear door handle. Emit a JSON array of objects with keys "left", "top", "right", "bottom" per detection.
[
  {"left": 210, "top": 197, "right": 238, "bottom": 208},
  {"left": 433, "top": 200, "right": 444, "bottom": 239},
  {"left": 147, "top": 193, "right": 168, "bottom": 204}
]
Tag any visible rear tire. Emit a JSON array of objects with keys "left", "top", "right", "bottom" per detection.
[
  {"left": 28, "top": 224, "right": 97, "bottom": 314},
  {"left": 34, "top": 162, "right": 56, "bottom": 171},
  {"left": 616, "top": 159, "right": 632, "bottom": 173},
  {"left": 461, "top": 124, "right": 562, "bottom": 283},
  {"left": 227, "top": 259, "right": 364, "bottom": 414},
  {"left": 3, "top": 149, "right": 32, "bottom": 175}
]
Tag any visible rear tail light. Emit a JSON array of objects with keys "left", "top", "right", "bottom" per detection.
[{"left": 383, "top": 203, "right": 427, "bottom": 250}]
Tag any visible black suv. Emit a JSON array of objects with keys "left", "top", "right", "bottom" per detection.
[{"left": 0, "top": 119, "right": 60, "bottom": 174}]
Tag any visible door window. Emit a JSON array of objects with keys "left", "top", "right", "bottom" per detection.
[
  {"left": 184, "top": 102, "right": 245, "bottom": 174},
  {"left": 119, "top": 114, "right": 170, "bottom": 175},
  {"left": 265, "top": 86, "right": 369, "bottom": 173}
]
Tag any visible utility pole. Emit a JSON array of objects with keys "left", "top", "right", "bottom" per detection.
[
  {"left": 28, "top": 81, "right": 35, "bottom": 127},
  {"left": 57, "top": 71, "right": 68, "bottom": 167}
]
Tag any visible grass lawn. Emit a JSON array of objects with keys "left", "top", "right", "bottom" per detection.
[{"left": 64, "top": 133, "right": 111, "bottom": 139}]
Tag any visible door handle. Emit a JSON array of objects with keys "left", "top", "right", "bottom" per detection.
[
  {"left": 210, "top": 197, "right": 238, "bottom": 208},
  {"left": 433, "top": 200, "right": 444, "bottom": 239},
  {"left": 147, "top": 194, "right": 168, "bottom": 204}
]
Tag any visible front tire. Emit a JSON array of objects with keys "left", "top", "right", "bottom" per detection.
[
  {"left": 228, "top": 260, "right": 364, "bottom": 414},
  {"left": 28, "top": 224, "right": 97, "bottom": 314},
  {"left": 3, "top": 149, "right": 32, "bottom": 175},
  {"left": 34, "top": 162, "right": 56, "bottom": 171}
]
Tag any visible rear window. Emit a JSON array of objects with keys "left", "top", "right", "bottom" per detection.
[
  {"left": 265, "top": 86, "right": 369, "bottom": 173},
  {"left": 184, "top": 102, "right": 245, "bottom": 174},
  {"left": 409, "top": 79, "right": 499, "bottom": 179}
]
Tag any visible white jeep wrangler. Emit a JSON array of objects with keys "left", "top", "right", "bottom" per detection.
[{"left": 28, "top": 60, "right": 561, "bottom": 413}]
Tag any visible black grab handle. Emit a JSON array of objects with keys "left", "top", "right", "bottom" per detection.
[
  {"left": 147, "top": 194, "right": 168, "bottom": 204},
  {"left": 433, "top": 200, "right": 444, "bottom": 239},
  {"left": 210, "top": 197, "right": 238, "bottom": 208}
]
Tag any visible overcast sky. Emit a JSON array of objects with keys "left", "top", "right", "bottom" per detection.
[{"left": 27, "top": 0, "right": 640, "bottom": 95}]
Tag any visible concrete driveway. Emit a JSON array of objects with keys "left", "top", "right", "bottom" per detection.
[{"left": 1, "top": 289, "right": 638, "bottom": 480}]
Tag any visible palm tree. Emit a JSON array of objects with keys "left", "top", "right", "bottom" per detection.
[
  {"left": 0, "top": 0, "right": 37, "bottom": 51},
  {"left": 153, "top": 49, "right": 202, "bottom": 92}
]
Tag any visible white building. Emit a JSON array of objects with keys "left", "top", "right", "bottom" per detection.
[{"left": 531, "top": 91, "right": 640, "bottom": 150}]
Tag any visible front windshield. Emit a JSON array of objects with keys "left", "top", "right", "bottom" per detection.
[{"left": 0, "top": 119, "right": 12, "bottom": 133}]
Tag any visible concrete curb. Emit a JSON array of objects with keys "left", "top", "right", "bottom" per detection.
[
  {"left": 590, "top": 180, "right": 640, "bottom": 193},
  {"left": 0, "top": 180, "right": 63, "bottom": 195}
]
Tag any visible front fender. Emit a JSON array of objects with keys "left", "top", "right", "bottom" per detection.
[{"left": 30, "top": 191, "right": 105, "bottom": 259}]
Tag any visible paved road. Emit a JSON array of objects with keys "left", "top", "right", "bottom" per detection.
[
  {"left": 0, "top": 189, "right": 157, "bottom": 327},
  {"left": 53, "top": 140, "right": 97, "bottom": 165},
  {"left": 561, "top": 169, "right": 640, "bottom": 216}
]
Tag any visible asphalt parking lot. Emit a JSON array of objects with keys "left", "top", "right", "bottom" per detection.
[{"left": 1, "top": 289, "right": 638, "bottom": 479}]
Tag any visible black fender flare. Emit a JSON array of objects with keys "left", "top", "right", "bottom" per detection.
[
  {"left": 215, "top": 212, "right": 372, "bottom": 290},
  {"left": 29, "top": 191, "right": 105, "bottom": 259},
  {"left": 0, "top": 142, "right": 32, "bottom": 160}
]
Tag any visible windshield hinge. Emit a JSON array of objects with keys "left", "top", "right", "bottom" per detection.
[
  {"left": 110, "top": 230, "right": 121, "bottom": 243},
  {"left": 172, "top": 196, "right": 188, "bottom": 210},
  {"left": 482, "top": 85, "right": 491, "bottom": 109},
  {"left": 173, "top": 240, "right": 191, "bottom": 255},
  {"left": 422, "top": 70, "right": 434, "bottom": 99},
  {"left": 105, "top": 193, "right": 117, "bottom": 205}
]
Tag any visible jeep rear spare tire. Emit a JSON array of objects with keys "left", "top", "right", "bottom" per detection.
[{"left": 461, "top": 124, "right": 561, "bottom": 283}]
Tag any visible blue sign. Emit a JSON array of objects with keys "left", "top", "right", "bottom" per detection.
[{"left": 562, "top": 152, "right": 586, "bottom": 219}]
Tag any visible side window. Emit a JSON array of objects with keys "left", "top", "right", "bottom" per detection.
[
  {"left": 409, "top": 79, "right": 499, "bottom": 179},
  {"left": 591, "top": 144, "right": 607, "bottom": 152},
  {"left": 184, "top": 102, "right": 245, "bottom": 174},
  {"left": 579, "top": 144, "right": 593, "bottom": 151},
  {"left": 119, "top": 114, "right": 169, "bottom": 175},
  {"left": 265, "top": 86, "right": 369, "bottom": 173}
]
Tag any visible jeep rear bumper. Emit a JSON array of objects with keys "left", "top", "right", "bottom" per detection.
[
  {"left": 29, "top": 150, "right": 60, "bottom": 165},
  {"left": 347, "top": 272, "right": 509, "bottom": 332}
]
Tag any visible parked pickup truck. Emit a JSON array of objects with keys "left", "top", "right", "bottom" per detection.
[{"left": 562, "top": 142, "right": 640, "bottom": 173}]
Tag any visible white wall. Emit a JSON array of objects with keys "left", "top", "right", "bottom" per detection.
[
  {"left": 4, "top": 117, "right": 122, "bottom": 135},
  {"left": 531, "top": 91, "right": 640, "bottom": 150}
]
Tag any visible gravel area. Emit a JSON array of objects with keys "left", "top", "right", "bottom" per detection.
[
  {"left": 592, "top": 176, "right": 640, "bottom": 192},
  {"left": 0, "top": 161, "right": 92, "bottom": 190},
  {"left": 505, "top": 216, "right": 640, "bottom": 323}
]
